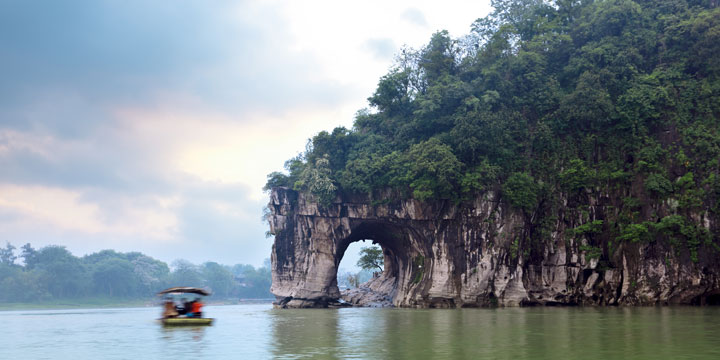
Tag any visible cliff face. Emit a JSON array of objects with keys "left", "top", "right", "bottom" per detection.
[{"left": 268, "top": 187, "right": 720, "bottom": 308}]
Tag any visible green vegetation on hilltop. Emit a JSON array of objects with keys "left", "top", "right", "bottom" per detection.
[
  {"left": 267, "top": 0, "right": 720, "bottom": 262},
  {"left": 0, "top": 243, "right": 272, "bottom": 304}
]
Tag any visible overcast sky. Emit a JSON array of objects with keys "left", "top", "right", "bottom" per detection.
[{"left": 0, "top": 0, "right": 492, "bottom": 268}]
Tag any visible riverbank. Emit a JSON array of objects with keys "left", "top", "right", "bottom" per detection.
[{"left": 0, "top": 298, "right": 151, "bottom": 311}]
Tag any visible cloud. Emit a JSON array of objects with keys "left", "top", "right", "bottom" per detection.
[
  {"left": 0, "top": 0, "right": 356, "bottom": 134},
  {"left": 176, "top": 192, "right": 270, "bottom": 264},
  {"left": 0, "top": 180, "right": 271, "bottom": 266},
  {"left": 0, "top": 127, "right": 174, "bottom": 193},
  {"left": 402, "top": 8, "right": 429, "bottom": 27},
  {"left": 364, "top": 38, "right": 397, "bottom": 60},
  {"left": 0, "top": 0, "right": 494, "bottom": 267},
  {"left": 113, "top": 104, "right": 357, "bottom": 196},
  {"left": 0, "top": 184, "right": 178, "bottom": 239}
]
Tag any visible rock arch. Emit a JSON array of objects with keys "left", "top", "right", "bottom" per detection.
[
  {"left": 267, "top": 187, "right": 720, "bottom": 308},
  {"left": 267, "top": 187, "right": 512, "bottom": 308},
  {"left": 269, "top": 193, "right": 427, "bottom": 308},
  {"left": 335, "top": 221, "right": 433, "bottom": 307}
]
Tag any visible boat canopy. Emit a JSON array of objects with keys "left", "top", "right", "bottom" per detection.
[{"left": 157, "top": 287, "right": 211, "bottom": 296}]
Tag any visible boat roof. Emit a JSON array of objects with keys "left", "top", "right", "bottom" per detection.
[{"left": 157, "top": 287, "right": 211, "bottom": 296}]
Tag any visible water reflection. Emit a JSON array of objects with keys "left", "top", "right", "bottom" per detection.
[
  {"left": 160, "top": 326, "right": 207, "bottom": 341},
  {"left": 270, "top": 309, "right": 341, "bottom": 359},
  {"left": 159, "top": 325, "right": 208, "bottom": 356},
  {"left": 266, "top": 306, "right": 720, "bottom": 360},
  {"left": 2, "top": 305, "right": 720, "bottom": 359}
]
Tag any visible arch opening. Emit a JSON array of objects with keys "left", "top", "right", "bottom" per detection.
[
  {"left": 332, "top": 221, "right": 408, "bottom": 307},
  {"left": 337, "top": 241, "right": 381, "bottom": 290}
]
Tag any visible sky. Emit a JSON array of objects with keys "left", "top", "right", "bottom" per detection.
[{"left": 0, "top": 0, "right": 492, "bottom": 269}]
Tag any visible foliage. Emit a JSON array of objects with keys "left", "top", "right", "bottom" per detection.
[
  {"left": 264, "top": 0, "right": 720, "bottom": 259},
  {"left": 618, "top": 223, "right": 651, "bottom": 243},
  {"left": 579, "top": 244, "right": 603, "bottom": 260},
  {"left": 403, "top": 139, "right": 463, "bottom": 200},
  {"left": 460, "top": 160, "right": 500, "bottom": 196},
  {"left": 644, "top": 173, "right": 673, "bottom": 198},
  {"left": 509, "top": 237, "right": 520, "bottom": 260},
  {"left": 652, "top": 215, "right": 711, "bottom": 262},
  {"left": 503, "top": 172, "right": 539, "bottom": 213},
  {"left": 0, "top": 242, "right": 17, "bottom": 265},
  {"left": 232, "top": 262, "right": 273, "bottom": 299},
  {"left": 294, "top": 155, "right": 337, "bottom": 206},
  {"left": 559, "top": 159, "right": 592, "bottom": 193},
  {"left": 572, "top": 220, "right": 604, "bottom": 238},
  {"left": 0, "top": 243, "right": 273, "bottom": 302},
  {"left": 357, "top": 246, "right": 384, "bottom": 272},
  {"left": 263, "top": 172, "right": 292, "bottom": 191},
  {"left": 337, "top": 269, "right": 374, "bottom": 289}
]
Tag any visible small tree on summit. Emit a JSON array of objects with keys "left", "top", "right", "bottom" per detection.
[
  {"left": 294, "top": 155, "right": 337, "bottom": 206},
  {"left": 357, "top": 246, "right": 384, "bottom": 272}
]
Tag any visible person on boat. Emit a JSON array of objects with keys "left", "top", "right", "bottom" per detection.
[
  {"left": 175, "top": 297, "right": 190, "bottom": 315},
  {"left": 162, "top": 298, "right": 179, "bottom": 319},
  {"left": 187, "top": 298, "right": 203, "bottom": 318}
]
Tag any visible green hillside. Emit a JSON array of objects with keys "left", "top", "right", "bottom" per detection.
[{"left": 266, "top": 0, "right": 720, "bottom": 262}]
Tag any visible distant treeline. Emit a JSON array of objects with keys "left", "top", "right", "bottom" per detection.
[{"left": 0, "top": 243, "right": 271, "bottom": 302}]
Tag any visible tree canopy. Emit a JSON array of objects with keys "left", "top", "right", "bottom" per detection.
[
  {"left": 357, "top": 246, "right": 384, "bottom": 272},
  {"left": 268, "top": 0, "right": 720, "bottom": 201},
  {"left": 267, "top": 0, "right": 720, "bottom": 263},
  {"left": 0, "top": 243, "right": 273, "bottom": 302}
]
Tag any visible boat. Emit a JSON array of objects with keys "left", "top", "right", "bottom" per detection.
[
  {"left": 161, "top": 317, "right": 214, "bottom": 326},
  {"left": 157, "top": 287, "right": 214, "bottom": 326}
]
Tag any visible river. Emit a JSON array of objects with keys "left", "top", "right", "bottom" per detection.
[{"left": 2, "top": 304, "right": 719, "bottom": 359}]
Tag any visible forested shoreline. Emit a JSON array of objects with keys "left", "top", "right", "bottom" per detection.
[{"left": 0, "top": 243, "right": 272, "bottom": 304}]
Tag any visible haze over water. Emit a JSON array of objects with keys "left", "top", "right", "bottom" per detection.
[{"left": 3, "top": 304, "right": 720, "bottom": 359}]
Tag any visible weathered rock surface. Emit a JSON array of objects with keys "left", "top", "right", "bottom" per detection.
[
  {"left": 268, "top": 187, "right": 720, "bottom": 308},
  {"left": 340, "top": 275, "right": 395, "bottom": 307}
]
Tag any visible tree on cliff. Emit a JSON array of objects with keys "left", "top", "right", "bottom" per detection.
[
  {"left": 357, "top": 246, "right": 384, "bottom": 272},
  {"left": 294, "top": 155, "right": 337, "bottom": 206}
]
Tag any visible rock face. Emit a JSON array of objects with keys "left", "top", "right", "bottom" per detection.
[
  {"left": 340, "top": 276, "right": 394, "bottom": 308},
  {"left": 268, "top": 187, "right": 720, "bottom": 308}
]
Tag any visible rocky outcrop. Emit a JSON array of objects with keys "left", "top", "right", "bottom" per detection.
[
  {"left": 268, "top": 187, "right": 720, "bottom": 308},
  {"left": 340, "top": 275, "right": 394, "bottom": 308}
]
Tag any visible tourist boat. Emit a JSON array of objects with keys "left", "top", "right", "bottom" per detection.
[
  {"left": 160, "top": 317, "right": 214, "bottom": 326},
  {"left": 157, "top": 287, "right": 214, "bottom": 326}
]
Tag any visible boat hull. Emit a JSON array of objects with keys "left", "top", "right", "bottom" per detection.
[{"left": 161, "top": 317, "right": 214, "bottom": 326}]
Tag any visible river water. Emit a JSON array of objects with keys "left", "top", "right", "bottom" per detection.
[{"left": 3, "top": 304, "right": 719, "bottom": 359}]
